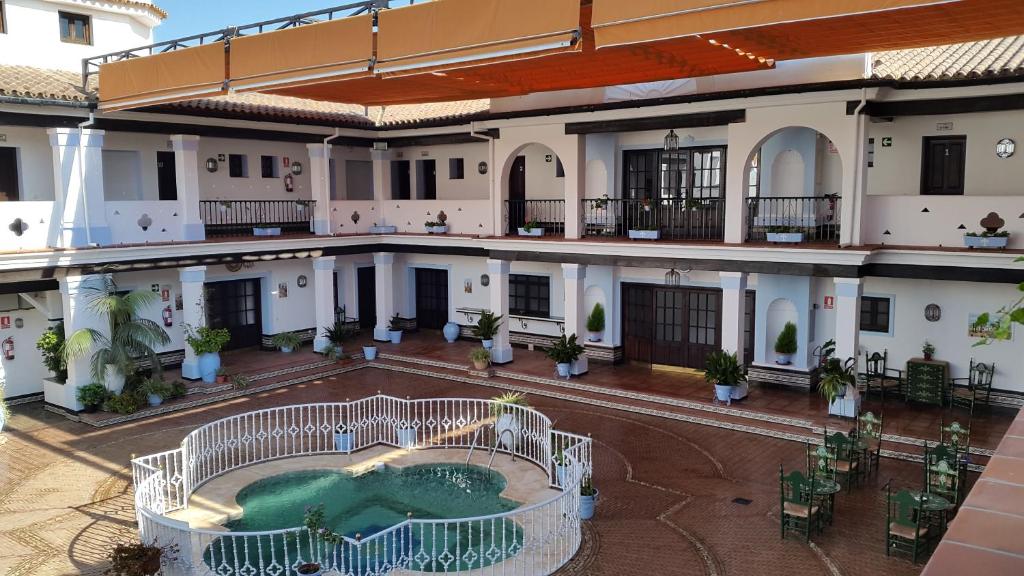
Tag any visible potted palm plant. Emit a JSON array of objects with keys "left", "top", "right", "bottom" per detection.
[
  {"left": 580, "top": 477, "right": 599, "bottom": 520},
  {"left": 490, "top": 391, "right": 528, "bottom": 450},
  {"left": 105, "top": 540, "right": 177, "bottom": 576},
  {"left": 586, "top": 303, "right": 605, "bottom": 342},
  {"left": 545, "top": 334, "right": 585, "bottom": 379},
  {"left": 140, "top": 377, "right": 172, "bottom": 407},
  {"left": 774, "top": 322, "right": 798, "bottom": 365},
  {"left": 321, "top": 319, "right": 357, "bottom": 356},
  {"left": 470, "top": 347, "right": 492, "bottom": 371},
  {"left": 922, "top": 340, "right": 936, "bottom": 361},
  {"left": 820, "top": 353, "right": 858, "bottom": 417},
  {"left": 271, "top": 332, "right": 303, "bottom": 353},
  {"left": 387, "top": 315, "right": 404, "bottom": 344},
  {"left": 552, "top": 448, "right": 567, "bottom": 486},
  {"left": 473, "top": 311, "right": 503, "bottom": 349},
  {"left": 64, "top": 277, "right": 171, "bottom": 395},
  {"left": 184, "top": 325, "right": 231, "bottom": 384},
  {"left": 705, "top": 350, "right": 746, "bottom": 405}
]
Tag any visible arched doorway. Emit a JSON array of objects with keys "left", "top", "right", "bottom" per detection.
[{"left": 504, "top": 143, "right": 565, "bottom": 236}]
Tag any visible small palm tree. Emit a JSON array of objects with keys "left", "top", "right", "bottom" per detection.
[{"left": 64, "top": 276, "right": 171, "bottom": 384}]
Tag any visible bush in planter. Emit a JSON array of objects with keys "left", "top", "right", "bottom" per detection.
[
  {"left": 490, "top": 392, "right": 529, "bottom": 450},
  {"left": 76, "top": 382, "right": 110, "bottom": 412},
  {"left": 185, "top": 325, "right": 231, "bottom": 383},
  {"left": 271, "top": 332, "right": 303, "bottom": 353},
  {"left": 166, "top": 380, "right": 188, "bottom": 400},
  {"left": 586, "top": 303, "right": 605, "bottom": 341},
  {"left": 231, "top": 374, "right": 251, "bottom": 390},
  {"left": 818, "top": 354, "right": 856, "bottom": 406},
  {"left": 580, "top": 477, "right": 599, "bottom": 520},
  {"left": 321, "top": 318, "right": 358, "bottom": 354},
  {"left": 36, "top": 322, "right": 67, "bottom": 383},
  {"left": 774, "top": 322, "right": 798, "bottom": 365},
  {"left": 139, "top": 377, "right": 173, "bottom": 406},
  {"left": 105, "top": 540, "right": 178, "bottom": 576},
  {"left": 545, "top": 334, "right": 585, "bottom": 378},
  {"left": 103, "top": 391, "right": 143, "bottom": 415},
  {"left": 387, "top": 314, "right": 405, "bottom": 344},
  {"left": 472, "top": 311, "right": 503, "bottom": 348},
  {"left": 922, "top": 340, "right": 936, "bottom": 361},
  {"left": 704, "top": 350, "right": 746, "bottom": 404},
  {"left": 520, "top": 218, "right": 541, "bottom": 233},
  {"left": 469, "top": 347, "right": 492, "bottom": 370}
]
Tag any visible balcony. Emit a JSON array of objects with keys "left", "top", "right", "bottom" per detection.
[
  {"left": 504, "top": 199, "right": 565, "bottom": 236},
  {"left": 745, "top": 196, "right": 841, "bottom": 244},
  {"left": 200, "top": 199, "right": 315, "bottom": 238},
  {"left": 581, "top": 197, "right": 726, "bottom": 241}
]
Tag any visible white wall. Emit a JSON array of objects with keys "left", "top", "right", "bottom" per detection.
[
  {"left": 520, "top": 143, "right": 564, "bottom": 200},
  {"left": 101, "top": 149, "right": 142, "bottom": 200},
  {"left": 330, "top": 145, "right": 373, "bottom": 201},
  {"left": 389, "top": 142, "right": 489, "bottom": 200},
  {"left": 198, "top": 138, "right": 314, "bottom": 202},
  {"left": 0, "top": 0, "right": 156, "bottom": 71},
  {"left": 0, "top": 125, "right": 55, "bottom": 200},
  {"left": 0, "top": 293, "right": 51, "bottom": 398}
]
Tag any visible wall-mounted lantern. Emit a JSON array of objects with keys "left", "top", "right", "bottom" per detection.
[
  {"left": 205, "top": 158, "right": 219, "bottom": 173},
  {"left": 663, "top": 129, "right": 680, "bottom": 151}
]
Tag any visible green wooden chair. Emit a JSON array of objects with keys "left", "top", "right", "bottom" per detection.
[
  {"left": 857, "top": 412, "right": 884, "bottom": 476},
  {"left": 924, "top": 444, "right": 962, "bottom": 506},
  {"left": 950, "top": 360, "right": 993, "bottom": 416},
  {"left": 939, "top": 419, "right": 972, "bottom": 465},
  {"left": 862, "top": 349, "right": 904, "bottom": 402},
  {"left": 780, "top": 465, "right": 821, "bottom": 541},
  {"left": 807, "top": 443, "right": 836, "bottom": 482},
  {"left": 887, "top": 486, "right": 930, "bottom": 564},
  {"left": 825, "top": 431, "right": 863, "bottom": 491}
]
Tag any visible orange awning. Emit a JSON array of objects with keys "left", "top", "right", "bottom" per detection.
[
  {"left": 230, "top": 14, "right": 374, "bottom": 93},
  {"left": 99, "top": 42, "right": 226, "bottom": 111},
  {"left": 375, "top": 0, "right": 582, "bottom": 76}
]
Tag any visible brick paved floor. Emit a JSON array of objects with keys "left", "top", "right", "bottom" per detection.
[{"left": 0, "top": 367, "right": 953, "bottom": 575}]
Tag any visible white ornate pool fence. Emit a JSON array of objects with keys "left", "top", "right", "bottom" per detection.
[{"left": 132, "top": 395, "right": 593, "bottom": 575}]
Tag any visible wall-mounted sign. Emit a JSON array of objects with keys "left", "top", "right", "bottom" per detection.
[
  {"left": 283, "top": 157, "right": 291, "bottom": 167},
  {"left": 0, "top": 316, "right": 9, "bottom": 330},
  {"left": 480, "top": 274, "right": 490, "bottom": 287},
  {"left": 996, "top": 138, "right": 1016, "bottom": 158},
  {"left": 823, "top": 296, "right": 834, "bottom": 310},
  {"left": 0, "top": 134, "right": 6, "bottom": 142},
  {"left": 161, "top": 285, "right": 171, "bottom": 302},
  {"left": 881, "top": 137, "right": 892, "bottom": 147},
  {"left": 935, "top": 122, "right": 954, "bottom": 132},
  {"left": 217, "top": 154, "right": 226, "bottom": 162},
  {"left": 545, "top": 154, "right": 553, "bottom": 162},
  {"left": 151, "top": 284, "right": 160, "bottom": 293}
]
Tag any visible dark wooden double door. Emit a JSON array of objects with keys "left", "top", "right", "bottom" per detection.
[
  {"left": 622, "top": 284, "right": 754, "bottom": 370},
  {"left": 415, "top": 268, "right": 449, "bottom": 330},
  {"left": 206, "top": 278, "right": 262, "bottom": 350}
]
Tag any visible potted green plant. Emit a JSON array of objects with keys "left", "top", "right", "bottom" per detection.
[
  {"left": 231, "top": 374, "right": 250, "bottom": 390},
  {"left": 545, "top": 334, "right": 585, "bottom": 379},
  {"left": 470, "top": 347, "right": 492, "bottom": 371},
  {"left": 271, "top": 332, "right": 302, "bottom": 353},
  {"left": 387, "top": 314, "right": 404, "bottom": 344},
  {"left": 586, "top": 303, "right": 605, "bottom": 342},
  {"left": 105, "top": 540, "right": 177, "bottom": 576},
  {"left": 766, "top": 225, "right": 804, "bottom": 243},
  {"left": 215, "top": 367, "right": 229, "bottom": 384},
  {"left": 518, "top": 218, "right": 544, "bottom": 237},
  {"left": 774, "top": 321, "right": 798, "bottom": 365},
  {"left": 580, "top": 476, "right": 599, "bottom": 520},
  {"left": 184, "top": 325, "right": 231, "bottom": 384},
  {"left": 473, "top": 311, "right": 503, "bottom": 349},
  {"left": 321, "top": 319, "right": 357, "bottom": 356},
  {"left": 363, "top": 342, "right": 378, "bottom": 361},
  {"left": 552, "top": 448, "right": 567, "bottom": 485},
  {"left": 425, "top": 210, "right": 448, "bottom": 234},
  {"left": 139, "top": 377, "right": 172, "bottom": 407},
  {"left": 820, "top": 354, "right": 857, "bottom": 417},
  {"left": 627, "top": 220, "right": 660, "bottom": 240},
  {"left": 103, "top": 391, "right": 143, "bottom": 415},
  {"left": 334, "top": 422, "right": 355, "bottom": 452},
  {"left": 75, "top": 382, "right": 109, "bottom": 413},
  {"left": 705, "top": 350, "right": 746, "bottom": 405},
  {"left": 36, "top": 322, "right": 67, "bottom": 383},
  {"left": 63, "top": 277, "right": 171, "bottom": 395},
  {"left": 922, "top": 340, "right": 936, "bottom": 361},
  {"left": 490, "top": 391, "right": 529, "bottom": 450}
]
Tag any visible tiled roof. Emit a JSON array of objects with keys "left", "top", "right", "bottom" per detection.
[
  {"left": 169, "top": 93, "right": 375, "bottom": 126},
  {"left": 871, "top": 35, "right": 1024, "bottom": 81},
  {"left": 371, "top": 99, "right": 492, "bottom": 127},
  {"left": 0, "top": 65, "right": 91, "bottom": 102}
]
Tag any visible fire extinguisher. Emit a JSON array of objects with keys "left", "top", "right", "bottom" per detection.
[
  {"left": 2, "top": 337, "right": 13, "bottom": 360},
  {"left": 284, "top": 173, "right": 295, "bottom": 193},
  {"left": 162, "top": 306, "right": 173, "bottom": 327}
]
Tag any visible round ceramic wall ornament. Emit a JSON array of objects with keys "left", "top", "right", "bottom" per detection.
[
  {"left": 996, "top": 138, "right": 1015, "bottom": 158},
  {"left": 924, "top": 303, "right": 941, "bottom": 322},
  {"left": 478, "top": 161, "right": 488, "bottom": 174},
  {"left": 480, "top": 274, "right": 490, "bottom": 287}
]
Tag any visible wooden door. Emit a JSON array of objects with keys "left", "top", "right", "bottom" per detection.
[
  {"left": 744, "top": 291, "right": 756, "bottom": 366},
  {"left": 157, "top": 151, "right": 177, "bottom": 201},
  {"left": 417, "top": 159, "right": 437, "bottom": 200},
  {"left": 391, "top": 160, "right": 411, "bottom": 199},
  {"left": 206, "top": 279, "right": 262, "bottom": 350},
  {"left": 685, "top": 289, "right": 721, "bottom": 370},
  {"left": 622, "top": 283, "right": 723, "bottom": 369},
  {"left": 415, "top": 268, "right": 448, "bottom": 330},
  {"left": 508, "top": 155, "right": 526, "bottom": 230},
  {"left": 921, "top": 136, "right": 966, "bottom": 195},
  {"left": 622, "top": 284, "right": 654, "bottom": 364},
  {"left": 357, "top": 267, "right": 376, "bottom": 329},
  {"left": 652, "top": 288, "right": 686, "bottom": 366},
  {"left": 0, "top": 147, "right": 19, "bottom": 201}
]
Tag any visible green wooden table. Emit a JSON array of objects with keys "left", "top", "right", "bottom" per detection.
[{"left": 906, "top": 358, "right": 949, "bottom": 406}]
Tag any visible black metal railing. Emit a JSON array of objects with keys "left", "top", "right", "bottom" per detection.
[
  {"left": 580, "top": 197, "right": 726, "bottom": 241},
  {"left": 745, "top": 196, "right": 841, "bottom": 243},
  {"left": 200, "top": 200, "right": 315, "bottom": 238},
  {"left": 504, "top": 199, "right": 565, "bottom": 236}
]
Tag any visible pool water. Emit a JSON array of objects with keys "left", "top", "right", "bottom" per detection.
[{"left": 205, "top": 464, "right": 524, "bottom": 573}]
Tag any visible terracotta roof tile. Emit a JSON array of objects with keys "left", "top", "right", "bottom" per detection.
[
  {"left": 110, "top": 0, "right": 167, "bottom": 20},
  {"left": 0, "top": 65, "right": 90, "bottom": 102},
  {"left": 371, "top": 99, "right": 491, "bottom": 126},
  {"left": 169, "top": 93, "right": 374, "bottom": 126},
  {"left": 871, "top": 35, "right": 1024, "bottom": 81}
]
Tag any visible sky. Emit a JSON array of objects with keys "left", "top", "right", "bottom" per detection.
[{"left": 153, "top": 1, "right": 420, "bottom": 42}]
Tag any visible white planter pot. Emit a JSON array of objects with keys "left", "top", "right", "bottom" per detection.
[
  {"left": 104, "top": 365, "right": 125, "bottom": 395},
  {"left": 370, "top": 225, "right": 398, "bottom": 234},
  {"left": 714, "top": 384, "right": 733, "bottom": 405},
  {"left": 334, "top": 430, "right": 355, "bottom": 452},
  {"left": 828, "top": 385, "right": 861, "bottom": 417},
  {"left": 253, "top": 227, "right": 282, "bottom": 236},
  {"left": 425, "top": 225, "right": 448, "bottom": 234},
  {"left": 767, "top": 232, "right": 804, "bottom": 243},
  {"left": 395, "top": 426, "right": 417, "bottom": 448},
  {"left": 481, "top": 339, "right": 494, "bottom": 350},
  {"left": 517, "top": 227, "right": 544, "bottom": 237},
  {"left": 963, "top": 235, "right": 1009, "bottom": 249},
  {"left": 554, "top": 464, "right": 567, "bottom": 486},
  {"left": 555, "top": 362, "right": 571, "bottom": 378},
  {"left": 495, "top": 413, "right": 520, "bottom": 450},
  {"left": 580, "top": 489, "right": 599, "bottom": 520},
  {"left": 587, "top": 332, "right": 602, "bottom": 343},
  {"left": 730, "top": 381, "right": 749, "bottom": 401},
  {"left": 775, "top": 353, "right": 793, "bottom": 365},
  {"left": 362, "top": 346, "right": 378, "bottom": 360},
  {"left": 628, "top": 229, "right": 660, "bottom": 240},
  {"left": 388, "top": 330, "right": 403, "bottom": 344},
  {"left": 147, "top": 394, "right": 163, "bottom": 407}
]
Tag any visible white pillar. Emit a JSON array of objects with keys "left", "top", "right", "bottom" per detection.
[
  {"left": 48, "top": 128, "right": 109, "bottom": 247},
  {"left": 563, "top": 134, "right": 586, "bottom": 240},
  {"left": 313, "top": 256, "right": 337, "bottom": 352},
  {"left": 307, "top": 143, "right": 333, "bottom": 235},
  {"left": 562, "top": 263, "right": 588, "bottom": 374},
  {"left": 171, "top": 135, "right": 205, "bottom": 241},
  {"left": 720, "top": 272, "right": 748, "bottom": 359},
  {"left": 487, "top": 259, "right": 513, "bottom": 364},
  {"left": 834, "top": 277, "right": 863, "bottom": 361},
  {"left": 373, "top": 253, "right": 396, "bottom": 341},
  {"left": 56, "top": 274, "right": 105, "bottom": 410},
  {"left": 844, "top": 113, "right": 869, "bottom": 247},
  {"left": 371, "top": 149, "right": 391, "bottom": 202},
  {"left": 724, "top": 123, "right": 750, "bottom": 244},
  {"left": 179, "top": 266, "right": 206, "bottom": 380}
]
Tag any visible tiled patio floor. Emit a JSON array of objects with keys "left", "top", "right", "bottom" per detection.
[{"left": 1, "top": 363, "right": 972, "bottom": 575}]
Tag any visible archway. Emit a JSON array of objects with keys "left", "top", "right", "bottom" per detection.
[
  {"left": 765, "top": 297, "right": 799, "bottom": 366},
  {"left": 502, "top": 142, "right": 565, "bottom": 235}
]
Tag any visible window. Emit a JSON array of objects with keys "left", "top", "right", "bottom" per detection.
[
  {"left": 391, "top": 160, "right": 410, "bottom": 199},
  {"left": 622, "top": 146, "right": 725, "bottom": 200},
  {"left": 228, "top": 154, "right": 248, "bottom": 178},
  {"left": 345, "top": 160, "right": 374, "bottom": 200},
  {"left": 448, "top": 158, "right": 464, "bottom": 180},
  {"left": 102, "top": 150, "right": 142, "bottom": 200},
  {"left": 0, "top": 146, "right": 19, "bottom": 201},
  {"left": 747, "top": 150, "right": 760, "bottom": 197},
  {"left": 260, "top": 155, "right": 279, "bottom": 178},
  {"left": 860, "top": 296, "right": 892, "bottom": 333},
  {"left": 59, "top": 12, "right": 91, "bottom": 45},
  {"left": 509, "top": 274, "right": 550, "bottom": 318},
  {"left": 921, "top": 136, "right": 966, "bottom": 195}
]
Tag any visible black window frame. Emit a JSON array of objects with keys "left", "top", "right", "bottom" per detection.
[
  {"left": 622, "top": 146, "right": 726, "bottom": 200},
  {"left": 0, "top": 146, "right": 19, "bottom": 201},
  {"left": 448, "top": 157, "right": 465, "bottom": 180},
  {"left": 59, "top": 11, "right": 91, "bottom": 45},
  {"left": 260, "top": 155, "right": 279, "bottom": 179},
  {"left": 509, "top": 274, "right": 551, "bottom": 318},
  {"left": 860, "top": 296, "right": 892, "bottom": 334},
  {"left": 228, "top": 154, "right": 248, "bottom": 178}
]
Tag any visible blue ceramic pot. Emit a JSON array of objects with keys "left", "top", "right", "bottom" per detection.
[
  {"left": 443, "top": 322, "right": 460, "bottom": 343},
  {"left": 363, "top": 346, "right": 378, "bottom": 360},
  {"left": 580, "top": 489, "right": 599, "bottom": 520},
  {"left": 388, "top": 330, "right": 403, "bottom": 344},
  {"left": 197, "top": 352, "right": 221, "bottom": 384}
]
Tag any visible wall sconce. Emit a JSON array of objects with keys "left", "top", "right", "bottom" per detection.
[
  {"left": 663, "top": 129, "right": 680, "bottom": 151},
  {"left": 665, "top": 268, "right": 682, "bottom": 286},
  {"left": 205, "top": 158, "right": 218, "bottom": 173},
  {"left": 290, "top": 161, "right": 304, "bottom": 175}
]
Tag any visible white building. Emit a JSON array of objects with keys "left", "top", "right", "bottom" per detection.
[{"left": 0, "top": 1, "right": 1022, "bottom": 418}]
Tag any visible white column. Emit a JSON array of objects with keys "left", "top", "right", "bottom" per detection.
[
  {"left": 171, "top": 135, "right": 205, "bottom": 241},
  {"left": 56, "top": 274, "right": 105, "bottom": 410},
  {"left": 307, "top": 143, "right": 333, "bottom": 235},
  {"left": 313, "top": 256, "right": 337, "bottom": 352},
  {"left": 834, "top": 277, "right": 863, "bottom": 361},
  {"left": 724, "top": 123, "right": 750, "bottom": 244},
  {"left": 48, "top": 128, "right": 109, "bottom": 247},
  {"left": 179, "top": 266, "right": 207, "bottom": 380},
  {"left": 373, "top": 253, "right": 396, "bottom": 341},
  {"left": 562, "top": 263, "right": 588, "bottom": 374},
  {"left": 487, "top": 259, "right": 513, "bottom": 364},
  {"left": 845, "top": 112, "right": 869, "bottom": 247},
  {"left": 371, "top": 149, "right": 391, "bottom": 202},
  {"left": 720, "top": 272, "right": 748, "bottom": 359},
  {"left": 563, "top": 134, "right": 586, "bottom": 240}
]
